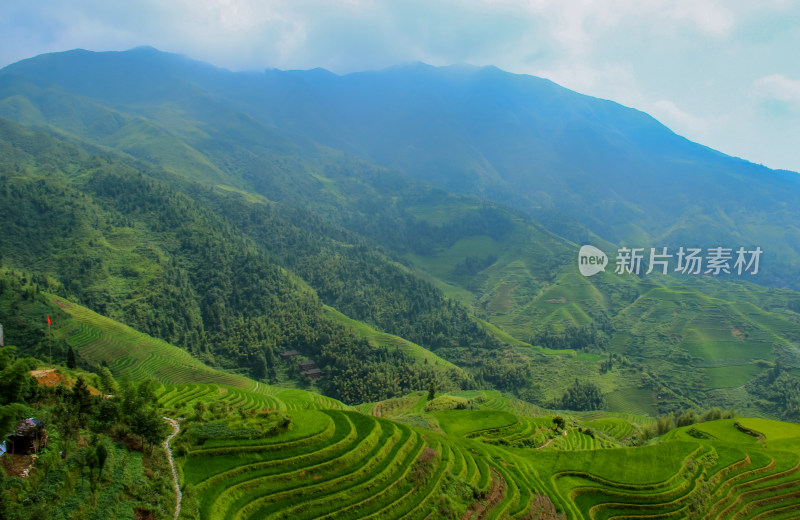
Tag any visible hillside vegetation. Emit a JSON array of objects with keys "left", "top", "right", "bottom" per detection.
[
  {"left": 3, "top": 49, "right": 800, "bottom": 422},
  {"left": 5, "top": 291, "right": 800, "bottom": 519},
  {"left": 3, "top": 46, "right": 800, "bottom": 519}
]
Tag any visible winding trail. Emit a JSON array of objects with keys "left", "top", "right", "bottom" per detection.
[
  {"left": 535, "top": 429, "right": 568, "bottom": 450},
  {"left": 163, "top": 417, "right": 181, "bottom": 520}
]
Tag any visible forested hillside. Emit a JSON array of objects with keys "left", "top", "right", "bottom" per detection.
[
  {"left": 2, "top": 48, "right": 800, "bottom": 424},
  {"left": 0, "top": 122, "right": 482, "bottom": 404},
  {"left": 4, "top": 46, "right": 800, "bottom": 519}
]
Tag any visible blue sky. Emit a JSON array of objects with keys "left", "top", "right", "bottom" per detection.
[{"left": 1, "top": 0, "right": 798, "bottom": 173}]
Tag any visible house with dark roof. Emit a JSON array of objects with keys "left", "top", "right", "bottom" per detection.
[{"left": 303, "top": 368, "right": 323, "bottom": 379}]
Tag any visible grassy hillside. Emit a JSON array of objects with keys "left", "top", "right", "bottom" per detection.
[
  {"left": 397, "top": 212, "right": 800, "bottom": 419},
  {"left": 3, "top": 279, "right": 800, "bottom": 519},
  {"left": 53, "top": 298, "right": 342, "bottom": 413},
  {"left": 0, "top": 117, "right": 498, "bottom": 404},
  {"left": 9, "top": 48, "right": 800, "bottom": 289}
]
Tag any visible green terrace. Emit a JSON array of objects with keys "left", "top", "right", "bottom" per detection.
[
  {"left": 55, "top": 295, "right": 345, "bottom": 412},
  {"left": 32, "top": 293, "right": 800, "bottom": 519}
]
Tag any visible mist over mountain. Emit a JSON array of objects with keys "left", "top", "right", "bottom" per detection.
[
  {"left": 2, "top": 46, "right": 798, "bottom": 289},
  {"left": 3, "top": 47, "right": 800, "bottom": 422}
]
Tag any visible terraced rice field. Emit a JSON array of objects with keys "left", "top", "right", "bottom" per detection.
[
  {"left": 55, "top": 296, "right": 344, "bottom": 412},
  {"left": 176, "top": 405, "right": 800, "bottom": 519},
  {"left": 603, "top": 387, "right": 657, "bottom": 416},
  {"left": 432, "top": 409, "right": 616, "bottom": 452},
  {"left": 178, "top": 409, "right": 560, "bottom": 520},
  {"left": 157, "top": 384, "right": 342, "bottom": 414},
  {"left": 477, "top": 391, "right": 547, "bottom": 418},
  {"left": 537, "top": 420, "right": 800, "bottom": 519},
  {"left": 583, "top": 418, "right": 634, "bottom": 440},
  {"left": 50, "top": 295, "right": 800, "bottom": 519}
]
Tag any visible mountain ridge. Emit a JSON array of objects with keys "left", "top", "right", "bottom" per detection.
[
  {"left": 4, "top": 47, "right": 797, "bottom": 294},
  {"left": 3, "top": 47, "right": 800, "bottom": 422}
]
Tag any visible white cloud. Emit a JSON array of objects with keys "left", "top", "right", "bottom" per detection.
[
  {"left": 651, "top": 100, "right": 709, "bottom": 135},
  {"left": 0, "top": 0, "right": 750, "bottom": 72},
  {"left": 661, "top": 0, "right": 735, "bottom": 36},
  {"left": 753, "top": 73, "right": 800, "bottom": 106}
]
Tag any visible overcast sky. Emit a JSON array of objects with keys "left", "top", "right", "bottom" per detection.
[{"left": 1, "top": 0, "right": 798, "bottom": 172}]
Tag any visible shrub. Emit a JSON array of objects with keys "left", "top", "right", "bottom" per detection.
[{"left": 424, "top": 395, "right": 469, "bottom": 412}]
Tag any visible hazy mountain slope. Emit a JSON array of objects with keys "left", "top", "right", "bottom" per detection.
[
  {"left": 228, "top": 63, "right": 800, "bottom": 273},
  {"left": 0, "top": 120, "right": 487, "bottom": 403},
  {"left": 4, "top": 48, "right": 800, "bottom": 420},
  {"left": 3, "top": 47, "right": 799, "bottom": 289}
]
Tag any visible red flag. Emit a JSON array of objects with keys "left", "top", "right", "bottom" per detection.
[{"left": 47, "top": 315, "right": 52, "bottom": 325}]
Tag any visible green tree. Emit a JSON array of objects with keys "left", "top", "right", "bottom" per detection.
[
  {"left": 130, "top": 409, "right": 168, "bottom": 454},
  {"left": 193, "top": 400, "right": 207, "bottom": 421},
  {"left": 560, "top": 379, "right": 605, "bottom": 411},
  {"left": 252, "top": 352, "right": 268, "bottom": 380},
  {"left": 656, "top": 413, "right": 676, "bottom": 435},
  {"left": 96, "top": 443, "right": 109, "bottom": 481},
  {"left": 0, "top": 403, "right": 27, "bottom": 437},
  {"left": 428, "top": 381, "right": 436, "bottom": 401},
  {"left": 136, "top": 379, "right": 160, "bottom": 406},
  {"left": 119, "top": 380, "right": 138, "bottom": 417},
  {"left": 91, "top": 398, "right": 120, "bottom": 433},
  {"left": 67, "top": 346, "right": 76, "bottom": 369},
  {"left": 71, "top": 376, "right": 96, "bottom": 428},
  {"left": 0, "top": 346, "right": 38, "bottom": 405},
  {"left": 676, "top": 410, "right": 698, "bottom": 427},
  {"left": 98, "top": 366, "right": 117, "bottom": 395},
  {"left": 53, "top": 386, "right": 80, "bottom": 457}
]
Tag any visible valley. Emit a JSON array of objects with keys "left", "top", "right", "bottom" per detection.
[{"left": 2, "top": 47, "right": 800, "bottom": 518}]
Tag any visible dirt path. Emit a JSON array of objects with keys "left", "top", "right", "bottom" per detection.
[
  {"left": 163, "top": 417, "right": 181, "bottom": 520},
  {"left": 536, "top": 430, "right": 567, "bottom": 450}
]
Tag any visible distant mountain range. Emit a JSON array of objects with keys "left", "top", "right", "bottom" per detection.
[
  {"left": 3, "top": 46, "right": 797, "bottom": 288},
  {"left": 2, "top": 47, "right": 800, "bottom": 421}
]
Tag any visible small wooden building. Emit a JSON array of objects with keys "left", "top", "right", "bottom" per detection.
[
  {"left": 303, "top": 368, "right": 323, "bottom": 380},
  {"left": 279, "top": 350, "right": 300, "bottom": 360},
  {"left": 298, "top": 360, "right": 316, "bottom": 370}
]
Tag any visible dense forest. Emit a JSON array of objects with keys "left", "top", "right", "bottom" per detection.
[{"left": 0, "top": 122, "right": 494, "bottom": 404}]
